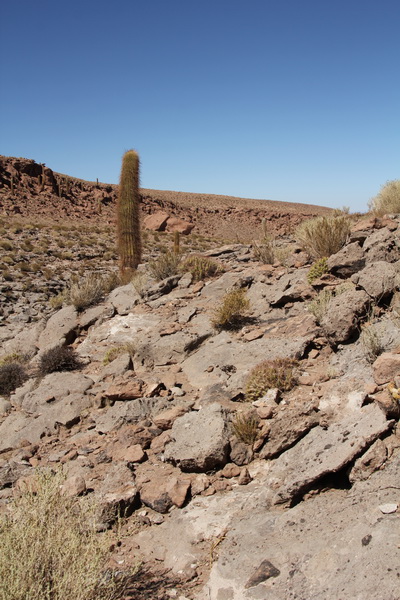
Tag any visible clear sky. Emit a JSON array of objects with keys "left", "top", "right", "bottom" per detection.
[{"left": 1, "top": 0, "right": 399, "bottom": 212}]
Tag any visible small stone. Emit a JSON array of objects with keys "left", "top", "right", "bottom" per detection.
[
  {"left": 256, "top": 405, "right": 275, "bottom": 419},
  {"left": 362, "top": 534, "right": 372, "bottom": 546},
  {"left": 238, "top": 467, "right": 252, "bottom": 485},
  {"left": 220, "top": 463, "right": 241, "bottom": 478},
  {"left": 245, "top": 559, "right": 280, "bottom": 588},
  {"left": 379, "top": 503, "right": 398, "bottom": 514}
]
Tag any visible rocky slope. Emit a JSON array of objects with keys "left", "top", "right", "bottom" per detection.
[
  {"left": 0, "top": 208, "right": 400, "bottom": 598},
  {"left": 0, "top": 155, "right": 332, "bottom": 240}
]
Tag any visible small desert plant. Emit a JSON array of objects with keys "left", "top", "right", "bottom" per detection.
[
  {"left": 117, "top": 149, "right": 142, "bottom": 274},
  {"left": 103, "top": 343, "right": 135, "bottom": 365},
  {"left": 0, "top": 362, "right": 28, "bottom": 396},
  {"left": 0, "top": 352, "right": 26, "bottom": 366},
  {"left": 308, "top": 288, "right": 334, "bottom": 324},
  {"left": 232, "top": 411, "right": 260, "bottom": 444},
  {"left": 68, "top": 274, "right": 106, "bottom": 311},
  {"left": 369, "top": 179, "right": 400, "bottom": 216},
  {"left": 245, "top": 358, "right": 298, "bottom": 402},
  {"left": 131, "top": 272, "right": 151, "bottom": 297},
  {"left": 148, "top": 251, "right": 181, "bottom": 281},
  {"left": 360, "top": 322, "right": 385, "bottom": 363},
  {"left": 39, "top": 346, "right": 82, "bottom": 375},
  {"left": 49, "top": 290, "right": 67, "bottom": 310},
  {"left": 295, "top": 214, "right": 350, "bottom": 259},
  {"left": 211, "top": 288, "right": 250, "bottom": 330},
  {"left": 0, "top": 469, "right": 132, "bottom": 600},
  {"left": 0, "top": 240, "right": 13, "bottom": 251},
  {"left": 253, "top": 235, "right": 276, "bottom": 264},
  {"left": 307, "top": 257, "right": 328, "bottom": 284},
  {"left": 181, "top": 255, "right": 222, "bottom": 281}
]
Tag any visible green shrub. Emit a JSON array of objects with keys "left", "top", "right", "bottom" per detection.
[
  {"left": 39, "top": 346, "right": 82, "bottom": 376},
  {"left": 181, "top": 255, "right": 222, "bottom": 281},
  {"left": 307, "top": 257, "right": 328, "bottom": 284},
  {"left": 211, "top": 288, "right": 250, "bottom": 330},
  {"left": 0, "top": 469, "right": 132, "bottom": 600},
  {"left": 245, "top": 358, "right": 298, "bottom": 402},
  {"left": 0, "top": 362, "right": 28, "bottom": 396},
  {"left": 148, "top": 251, "right": 181, "bottom": 281},
  {"left": 369, "top": 179, "right": 400, "bottom": 216},
  {"left": 295, "top": 214, "right": 350, "bottom": 259},
  {"left": 232, "top": 411, "right": 260, "bottom": 444}
]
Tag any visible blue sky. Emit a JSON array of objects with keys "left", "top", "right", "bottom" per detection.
[{"left": 1, "top": 0, "right": 399, "bottom": 212}]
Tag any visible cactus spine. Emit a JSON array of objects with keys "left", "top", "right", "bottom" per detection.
[{"left": 117, "top": 150, "right": 142, "bottom": 273}]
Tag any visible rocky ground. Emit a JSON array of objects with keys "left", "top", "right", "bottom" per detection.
[{"left": 1, "top": 157, "right": 400, "bottom": 599}]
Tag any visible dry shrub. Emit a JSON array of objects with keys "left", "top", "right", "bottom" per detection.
[
  {"left": 295, "top": 214, "right": 350, "bottom": 259},
  {"left": 148, "top": 251, "right": 181, "bottom": 281},
  {"left": 68, "top": 274, "right": 105, "bottom": 310},
  {"left": 308, "top": 288, "right": 333, "bottom": 324},
  {"left": 232, "top": 411, "right": 260, "bottom": 444},
  {"left": 252, "top": 235, "right": 276, "bottom": 264},
  {"left": 131, "top": 272, "right": 151, "bottom": 297},
  {"left": 39, "top": 346, "right": 82, "bottom": 375},
  {"left": 211, "top": 288, "right": 250, "bottom": 330},
  {"left": 0, "top": 469, "right": 133, "bottom": 600},
  {"left": 245, "top": 358, "right": 298, "bottom": 402},
  {"left": 103, "top": 343, "right": 135, "bottom": 365},
  {"left": 181, "top": 255, "right": 222, "bottom": 281},
  {"left": 0, "top": 362, "right": 28, "bottom": 396},
  {"left": 369, "top": 179, "right": 400, "bottom": 216}
]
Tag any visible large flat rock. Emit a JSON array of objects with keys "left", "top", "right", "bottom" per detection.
[
  {"left": 163, "top": 403, "right": 230, "bottom": 472},
  {"left": 269, "top": 403, "right": 392, "bottom": 505}
]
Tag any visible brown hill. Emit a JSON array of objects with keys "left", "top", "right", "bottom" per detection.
[{"left": 0, "top": 155, "right": 332, "bottom": 240}]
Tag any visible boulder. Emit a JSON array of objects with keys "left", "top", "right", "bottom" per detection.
[
  {"left": 165, "top": 217, "right": 194, "bottom": 234},
  {"left": 269, "top": 403, "right": 392, "bottom": 505},
  {"left": 136, "top": 462, "right": 191, "bottom": 513},
  {"left": 327, "top": 242, "right": 366, "bottom": 277},
  {"left": 108, "top": 283, "right": 140, "bottom": 315},
  {"left": 352, "top": 261, "right": 399, "bottom": 300},
  {"left": 164, "top": 403, "right": 231, "bottom": 472},
  {"left": 143, "top": 211, "right": 169, "bottom": 231},
  {"left": 259, "top": 400, "right": 320, "bottom": 459},
  {"left": 21, "top": 372, "right": 93, "bottom": 414},
  {"left": 321, "top": 288, "right": 369, "bottom": 344},
  {"left": 372, "top": 352, "right": 400, "bottom": 385},
  {"left": 37, "top": 305, "right": 79, "bottom": 350}
]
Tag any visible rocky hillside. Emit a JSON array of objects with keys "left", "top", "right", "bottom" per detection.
[
  {"left": 0, "top": 155, "right": 332, "bottom": 240},
  {"left": 0, "top": 209, "right": 400, "bottom": 598}
]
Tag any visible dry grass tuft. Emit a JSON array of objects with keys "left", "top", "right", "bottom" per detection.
[
  {"left": 232, "top": 411, "right": 260, "bottom": 444},
  {"left": 245, "top": 358, "right": 298, "bottom": 402},
  {"left": 211, "top": 288, "right": 250, "bottom": 330},
  {"left": 148, "top": 251, "right": 181, "bottom": 281},
  {"left": 181, "top": 255, "right": 222, "bottom": 281}
]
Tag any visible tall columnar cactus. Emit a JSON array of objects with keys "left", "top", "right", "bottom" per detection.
[{"left": 117, "top": 149, "right": 142, "bottom": 273}]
